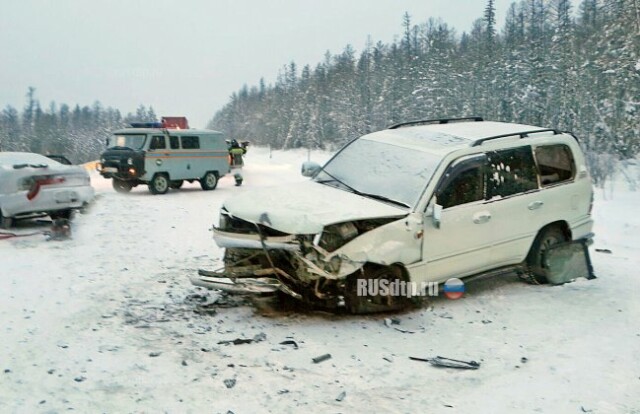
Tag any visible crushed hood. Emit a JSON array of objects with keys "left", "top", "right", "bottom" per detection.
[{"left": 223, "top": 181, "right": 407, "bottom": 234}]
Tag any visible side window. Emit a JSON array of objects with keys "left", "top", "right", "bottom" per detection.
[
  {"left": 181, "top": 136, "right": 200, "bottom": 149},
  {"left": 437, "top": 155, "right": 486, "bottom": 209},
  {"left": 170, "top": 136, "right": 180, "bottom": 149},
  {"left": 149, "top": 135, "right": 166, "bottom": 150},
  {"left": 487, "top": 146, "right": 538, "bottom": 198},
  {"left": 535, "top": 144, "right": 575, "bottom": 186}
]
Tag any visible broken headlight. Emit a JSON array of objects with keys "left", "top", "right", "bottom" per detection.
[
  {"left": 318, "top": 222, "right": 359, "bottom": 252},
  {"left": 317, "top": 217, "right": 404, "bottom": 253}
]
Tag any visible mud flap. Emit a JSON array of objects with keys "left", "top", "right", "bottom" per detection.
[{"left": 544, "top": 238, "right": 596, "bottom": 285}]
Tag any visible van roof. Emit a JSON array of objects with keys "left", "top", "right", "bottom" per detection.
[{"left": 364, "top": 121, "right": 564, "bottom": 155}]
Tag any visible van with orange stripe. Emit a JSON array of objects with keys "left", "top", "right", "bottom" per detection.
[{"left": 98, "top": 121, "right": 230, "bottom": 194}]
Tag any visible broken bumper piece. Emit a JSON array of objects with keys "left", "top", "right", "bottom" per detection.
[{"left": 190, "top": 268, "right": 302, "bottom": 298}]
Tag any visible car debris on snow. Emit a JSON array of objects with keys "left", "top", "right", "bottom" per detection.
[
  {"left": 383, "top": 317, "right": 424, "bottom": 334},
  {"left": 409, "top": 356, "right": 480, "bottom": 370},
  {"left": 279, "top": 340, "right": 299, "bottom": 349},
  {"left": 312, "top": 353, "right": 332, "bottom": 364},
  {"left": 218, "top": 332, "right": 266, "bottom": 346}
]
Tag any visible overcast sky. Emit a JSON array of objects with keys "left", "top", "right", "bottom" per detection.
[{"left": 0, "top": 0, "right": 514, "bottom": 128}]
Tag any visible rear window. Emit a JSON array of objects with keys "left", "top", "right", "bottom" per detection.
[
  {"left": 535, "top": 144, "right": 575, "bottom": 186},
  {"left": 487, "top": 146, "right": 538, "bottom": 198},
  {"left": 181, "top": 136, "right": 200, "bottom": 149}
]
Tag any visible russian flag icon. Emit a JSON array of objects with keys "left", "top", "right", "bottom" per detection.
[{"left": 444, "top": 278, "right": 465, "bottom": 300}]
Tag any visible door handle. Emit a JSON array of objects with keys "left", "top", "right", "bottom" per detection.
[
  {"left": 528, "top": 201, "right": 544, "bottom": 210},
  {"left": 473, "top": 211, "right": 492, "bottom": 224}
]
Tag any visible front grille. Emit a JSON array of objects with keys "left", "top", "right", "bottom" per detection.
[{"left": 222, "top": 214, "right": 289, "bottom": 237}]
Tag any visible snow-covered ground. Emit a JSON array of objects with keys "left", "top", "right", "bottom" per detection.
[{"left": 1, "top": 147, "right": 638, "bottom": 414}]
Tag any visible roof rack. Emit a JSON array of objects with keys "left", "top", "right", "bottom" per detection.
[
  {"left": 471, "top": 128, "right": 560, "bottom": 147},
  {"left": 388, "top": 117, "right": 484, "bottom": 129}
]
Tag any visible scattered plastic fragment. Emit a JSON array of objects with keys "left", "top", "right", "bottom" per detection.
[
  {"left": 312, "top": 353, "right": 332, "bottom": 364},
  {"left": 409, "top": 356, "right": 480, "bottom": 370}
]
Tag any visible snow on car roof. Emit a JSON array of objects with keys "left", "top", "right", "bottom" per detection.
[
  {"left": 0, "top": 152, "right": 59, "bottom": 167},
  {"left": 364, "top": 121, "right": 547, "bottom": 154}
]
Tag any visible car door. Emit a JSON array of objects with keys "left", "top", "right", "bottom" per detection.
[
  {"left": 147, "top": 135, "right": 171, "bottom": 177},
  {"left": 422, "top": 153, "right": 495, "bottom": 281},
  {"left": 483, "top": 145, "right": 542, "bottom": 266}
]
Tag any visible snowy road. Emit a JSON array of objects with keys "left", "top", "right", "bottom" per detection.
[{"left": 1, "top": 148, "right": 639, "bottom": 413}]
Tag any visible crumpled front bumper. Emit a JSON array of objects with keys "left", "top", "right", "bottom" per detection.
[{"left": 212, "top": 226, "right": 300, "bottom": 251}]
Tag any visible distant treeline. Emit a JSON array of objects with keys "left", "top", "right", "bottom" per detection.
[
  {"left": 209, "top": 0, "right": 639, "bottom": 184},
  {"left": 0, "top": 87, "right": 157, "bottom": 163}
]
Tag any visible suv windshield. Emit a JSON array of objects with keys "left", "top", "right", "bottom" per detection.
[
  {"left": 314, "top": 138, "right": 441, "bottom": 208},
  {"left": 108, "top": 134, "right": 146, "bottom": 150}
]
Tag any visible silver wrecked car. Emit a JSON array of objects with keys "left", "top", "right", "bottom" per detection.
[{"left": 0, "top": 152, "right": 94, "bottom": 228}]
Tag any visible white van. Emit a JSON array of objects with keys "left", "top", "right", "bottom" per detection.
[
  {"left": 191, "top": 118, "right": 595, "bottom": 313},
  {"left": 98, "top": 125, "right": 230, "bottom": 194}
]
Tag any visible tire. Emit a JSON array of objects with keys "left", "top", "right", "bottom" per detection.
[
  {"left": 344, "top": 264, "right": 412, "bottom": 314},
  {"left": 113, "top": 179, "right": 133, "bottom": 193},
  {"left": 149, "top": 174, "right": 170, "bottom": 195},
  {"left": 50, "top": 209, "right": 73, "bottom": 221},
  {"left": 170, "top": 180, "right": 184, "bottom": 190},
  {"left": 0, "top": 209, "right": 13, "bottom": 229},
  {"left": 200, "top": 171, "right": 218, "bottom": 191},
  {"left": 526, "top": 225, "right": 568, "bottom": 284}
]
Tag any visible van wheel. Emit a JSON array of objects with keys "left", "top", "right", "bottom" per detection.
[
  {"left": 526, "top": 225, "right": 567, "bottom": 284},
  {"left": 170, "top": 180, "right": 184, "bottom": 189},
  {"left": 344, "top": 264, "right": 412, "bottom": 314},
  {"left": 200, "top": 172, "right": 218, "bottom": 191},
  {"left": 149, "top": 174, "right": 170, "bottom": 195},
  {"left": 113, "top": 179, "right": 132, "bottom": 193},
  {"left": 0, "top": 209, "right": 13, "bottom": 229}
]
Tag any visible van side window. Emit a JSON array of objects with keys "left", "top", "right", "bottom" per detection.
[
  {"left": 437, "top": 156, "right": 486, "bottom": 209},
  {"left": 181, "top": 136, "right": 200, "bottom": 149},
  {"left": 150, "top": 135, "right": 166, "bottom": 150},
  {"left": 170, "top": 136, "right": 180, "bottom": 149},
  {"left": 535, "top": 144, "right": 575, "bottom": 185},
  {"left": 487, "top": 146, "right": 537, "bottom": 198}
]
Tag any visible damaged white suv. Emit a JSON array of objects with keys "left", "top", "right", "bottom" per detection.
[{"left": 191, "top": 118, "right": 594, "bottom": 313}]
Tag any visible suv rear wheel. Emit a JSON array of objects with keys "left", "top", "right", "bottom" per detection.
[
  {"left": 526, "top": 225, "right": 568, "bottom": 284},
  {"left": 149, "top": 174, "right": 170, "bottom": 195}
]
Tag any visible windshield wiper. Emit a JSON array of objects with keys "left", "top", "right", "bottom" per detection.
[
  {"left": 354, "top": 192, "right": 410, "bottom": 208},
  {"left": 315, "top": 169, "right": 360, "bottom": 194},
  {"left": 317, "top": 173, "right": 410, "bottom": 208}
]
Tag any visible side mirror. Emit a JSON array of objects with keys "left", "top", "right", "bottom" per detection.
[
  {"left": 433, "top": 203, "right": 443, "bottom": 229},
  {"left": 426, "top": 197, "right": 443, "bottom": 229},
  {"left": 301, "top": 161, "right": 321, "bottom": 177}
]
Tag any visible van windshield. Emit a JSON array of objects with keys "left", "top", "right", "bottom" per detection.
[
  {"left": 314, "top": 138, "right": 442, "bottom": 208},
  {"left": 107, "top": 134, "right": 146, "bottom": 150}
]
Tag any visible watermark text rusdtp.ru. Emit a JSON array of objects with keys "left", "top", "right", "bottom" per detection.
[{"left": 356, "top": 278, "right": 465, "bottom": 299}]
